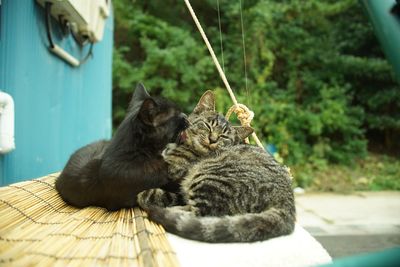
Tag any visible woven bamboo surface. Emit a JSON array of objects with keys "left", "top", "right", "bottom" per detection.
[{"left": 0, "top": 173, "right": 180, "bottom": 267}]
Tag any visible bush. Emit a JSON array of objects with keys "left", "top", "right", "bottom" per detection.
[{"left": 113, "top": 0, "right": 399, "bottom": 188}]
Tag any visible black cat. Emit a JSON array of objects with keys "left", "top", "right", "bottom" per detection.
[{"left": 55, "top": 83, "right": 188, "bottom": 211}]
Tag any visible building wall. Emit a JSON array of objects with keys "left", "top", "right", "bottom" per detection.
[{"left": 0, "top": 1, "right": 113, "bottom": 185}]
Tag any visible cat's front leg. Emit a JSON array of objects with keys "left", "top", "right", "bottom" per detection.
[
  {"left": 137, "top": 188, "right": 183, "bottom": 210},
  {"left": 162, "top": 143, "right": 196, "bottom": 181},
  {"left": 161, "top": 143, "right": 179, "bottom": 160}
]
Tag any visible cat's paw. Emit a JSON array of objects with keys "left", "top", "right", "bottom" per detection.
[
  {"left": 162, "top": 143, "right": 178, "bottom": 159},
  {"left": 137, "top": 189, "right": 156, "bottom": 210},
  {"left": 137, "top": 188, "right": 179, "bottom": 209}
]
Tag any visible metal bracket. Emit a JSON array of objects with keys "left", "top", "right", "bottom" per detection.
[{"left": 44, "top": 2, "right": 93, "bottom": 67}]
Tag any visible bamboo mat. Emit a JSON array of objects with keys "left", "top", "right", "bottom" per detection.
[{"left": 0, "top": 173, "right": 180, "bottom": 267}]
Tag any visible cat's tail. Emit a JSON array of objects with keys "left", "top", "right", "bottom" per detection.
[{"left": 145, "top": 206, "right": 295, "bottom": 243}]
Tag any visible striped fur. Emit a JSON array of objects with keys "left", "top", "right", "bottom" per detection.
[{"left": 137, "top": 91, "right": 296, "bottom": 243}]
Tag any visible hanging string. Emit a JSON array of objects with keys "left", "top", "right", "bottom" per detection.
[
  {"left": 216, "top": 0, "right": 225, "bottom": 73},
  {"left": 184, "top": 0, "right": 236, "bottom": 105},
  {"left": 183, "top": 0, "right": 264, "bottom": 149},
  {"left": 239, "top": 0, "right": 249, "bottom": 105}
]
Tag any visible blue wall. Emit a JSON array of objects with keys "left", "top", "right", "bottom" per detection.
[{"left": 0, "top": 1, "right": 113, "bottom": 185}]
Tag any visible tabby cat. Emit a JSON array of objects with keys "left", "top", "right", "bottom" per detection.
[
  {"left": 56, "top": 83, "right": 188, "bottom": 211},
  {"left": 138, "top": 90, "right": 296, "bottom": 243}
]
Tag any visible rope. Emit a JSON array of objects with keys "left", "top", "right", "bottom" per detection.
[
  {"left": 225, "top": 104, "right": 254, "bottom": 144},
  {"left": 183, "top": 0, "right": 264, "bottom": 149},
  {"left": 225, "top": 104, "right": 254, "bottom": 128}
]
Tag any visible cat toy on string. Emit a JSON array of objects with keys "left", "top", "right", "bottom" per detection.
[{"left": 183, "top": 0, "right": 264, "bottom": 148}]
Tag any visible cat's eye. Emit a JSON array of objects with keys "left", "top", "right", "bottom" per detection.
[
  {"left": 198, "top": 121, "right": 212, "bottom": 131},
  {"left": 220, "top": 134, "right": 230, "bottom": 139}
]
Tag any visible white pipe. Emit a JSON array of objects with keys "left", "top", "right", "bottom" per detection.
[
  {"left": 51, "top": 44, "right": 80, "bottom": 67},
  {"left": 0, "top": 92, "right": 15, "bottom": 154}
]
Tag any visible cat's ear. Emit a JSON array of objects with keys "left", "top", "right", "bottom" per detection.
[
  {"left": 132, "top": 83, "right": 151, "bottom": 102},
  {"left": 233, "top": 126, "right": 254, "bottom": 140},
  {"left": 138, "top": 98, "right": 158, "bottom": 125},
  {"left": 193, "top": 90, "right": 215, "bottom": 114},
  {"left": 128, "top": 83, "right": 151, "bottom": 114}
]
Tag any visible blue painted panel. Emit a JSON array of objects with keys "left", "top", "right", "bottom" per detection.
[
  {"left": 0, "top": 1, "right": 114, "bottom": 185},
  {"left": 360, "top": 0, "right": 400, "bottom": 83}
]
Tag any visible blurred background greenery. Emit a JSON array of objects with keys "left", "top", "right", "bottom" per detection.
[{"left": 112, "top": 0, "right": 400, "bottom": 192}]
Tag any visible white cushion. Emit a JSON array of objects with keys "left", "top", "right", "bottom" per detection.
[{"left": 167, "top": 224, "right": 332, "bottom": 267}]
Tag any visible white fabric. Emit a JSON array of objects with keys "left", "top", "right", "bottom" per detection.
[{"left": 167, "top": 224, "right": 332, "bottom": 267}]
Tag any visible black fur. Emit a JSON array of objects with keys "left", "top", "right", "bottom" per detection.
[{"left": 55, "top": 83, "right": 188, "bottom": 210}]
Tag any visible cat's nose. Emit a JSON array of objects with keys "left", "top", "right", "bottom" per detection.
[{"left": 209, "top": 134, "right": 218, "bottom": 144}]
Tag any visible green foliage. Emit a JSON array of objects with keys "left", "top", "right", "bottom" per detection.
[
  {"left": 299, "top": 154, "right": 400, "bottom": 192},
  {"left": 113, "top": 1, "right": 216, "bottom": 125},
  {"left": 113, "top": 0, "right": 399, "bottom": 189}
]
